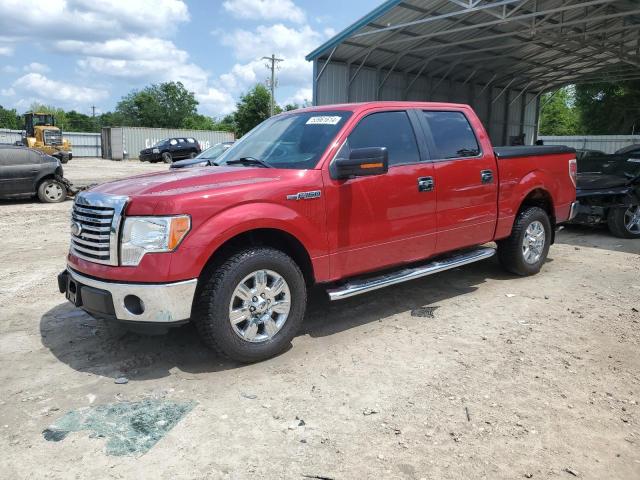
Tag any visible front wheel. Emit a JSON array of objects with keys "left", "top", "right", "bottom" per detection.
[
  {"left": 607, "top": 204, "right": 640, "bottom": 238},
  {"left": 189, "top": 152, "right": 197, "bottom": 159},
  {"left": 161, "top": 152, "right": 172, "bottom": 163},
  {"left": 192, "top": 247, "right": 307, "bottom": 363},
  {"left": 498, "top": 206, "right": 551, "bottom": 276},
  {"left": 37, "top": 178, "right": 67, "bottom": 203}
]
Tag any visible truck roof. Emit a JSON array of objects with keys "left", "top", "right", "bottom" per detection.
[{"left": 294, "top": 101, "right": 471, "bottom": 113}]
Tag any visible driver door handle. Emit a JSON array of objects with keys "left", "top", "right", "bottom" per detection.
[
  {"left": 481, "top": 169, "right": 493, "bottom": 184},
  {"left": 418, "top": 176, "right": 434, "bottom": 192}
]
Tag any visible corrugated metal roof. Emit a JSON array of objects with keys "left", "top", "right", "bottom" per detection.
[{"left": 307, "top": 0, "right": 640, "bottom": 92}]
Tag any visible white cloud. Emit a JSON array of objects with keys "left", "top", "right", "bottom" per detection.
[
  {"left": 0, "top": 46, "right": 13, "bottom": 56},
  {"left": 222, "top": 0, "right": 305, "bottom": 24},
  {"left": 196, "top": 88, "right": 237, "bottom": 116},
  {"left": 221, "top": 24, "right": 321, "bottom": 62},
  {"left": 214, "top": 23, "right": 325, "bottom": 106},
  {"left": 23, "top": 62, "right": 50, "bottom": 73},
  {"left": 283, "top": 87, "right": 312, "bottom": 106},
  {"left": 56, "top": 36, "right": 188, "bottom": 62},
  {"left": 0, "top": 0, "right": 189, "bottom": 41},
  {"left": 10, "top": 73, "right": 108, "bottom": 105},
  {"left": 1, "top": 65, "right": 18, "bottom": 74}
]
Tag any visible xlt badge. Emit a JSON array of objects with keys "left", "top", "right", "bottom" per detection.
[{"left": 286, "top": 190, "right": 321, "bottom": 201}]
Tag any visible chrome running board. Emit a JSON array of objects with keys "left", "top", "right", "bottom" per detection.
[{"left": 326, "top": 246, "right": 496, "bottom": 301}]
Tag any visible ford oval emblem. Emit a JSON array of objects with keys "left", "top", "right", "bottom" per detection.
[{"left": 71, "top": 221, "right": 82, "bottom": 237}]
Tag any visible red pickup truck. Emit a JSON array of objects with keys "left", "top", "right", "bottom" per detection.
[{"left": 59, "top": 102, "right": 578, "bottom": 362}]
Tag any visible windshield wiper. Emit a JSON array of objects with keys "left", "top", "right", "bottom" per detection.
[{"left": 224, "top": 157, "right": 272, "bottom": 168}]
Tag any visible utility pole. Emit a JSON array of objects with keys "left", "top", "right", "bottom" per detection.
[
  {"left": 262, "top": 54, "right": 284, "bottom": 116},
  {"left": 91, "top": 105, "right": 96, "bottom": 117}
]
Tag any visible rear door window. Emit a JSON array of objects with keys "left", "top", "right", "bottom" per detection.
[
  {"left": 347, "top": 111, "right": 420, "bottom": 166},
  {"left": 423, "top": 111, "right": 480, "bottom": 160}
]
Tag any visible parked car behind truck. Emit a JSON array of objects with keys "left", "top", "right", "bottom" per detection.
[
  {"left": 139, "top": 137, "right": 201, "bottom": 163},
  {"left": 0, "top": 145, "right": 67, "bottom": 202},
  {"left": 573, "top": 149, "right": 640, "bottom": 238},
  {"left": 58, "top": 102, "right": 577, "bottom": 363}
]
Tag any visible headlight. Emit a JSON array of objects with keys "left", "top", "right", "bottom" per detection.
[
  {"left": 152, "top": 148, "right": 160, "bottom": 154},
  {"left": 120, "top": 216, "right": 190, "bottom": 266}
]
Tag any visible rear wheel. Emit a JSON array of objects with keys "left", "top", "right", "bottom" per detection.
[
  {"left": 37, "top": 178, "right": 66, "bottom": 203},
  {"left": 498, "top": 206, "right": 551, "bottom": 276},
  {"left": 607, "top": 204, "right": 640, "bottom": 238},
  {"left": 189, "top": 152, "right": 197, "bottom": 159},
  {"left": 162, "top": 152, "right": 172, "bottom": 163},
  {"left": 193, "top": 247, "right": 306, "bottom": 363}
]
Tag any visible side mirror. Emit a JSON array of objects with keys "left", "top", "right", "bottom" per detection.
[{"left": 332, "top": 147, "right": 389, "bottom": 180}]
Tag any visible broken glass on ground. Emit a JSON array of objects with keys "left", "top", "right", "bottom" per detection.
[{"left": 42, "top": 399, "right": 196, "bottom": 456}]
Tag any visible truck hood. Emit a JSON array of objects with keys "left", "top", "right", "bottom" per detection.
[{"left": 91, "top": 166, "right": 283, "bottom": 198}]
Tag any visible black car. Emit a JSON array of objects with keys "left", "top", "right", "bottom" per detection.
[
  {"left": 170, "top": 141, "right": 234, "bottom": 169},
  {"left": 573, "top": 152, "right": 640, "bottom": 238},
  {"left": 0, "top": 145, "right": 67, "bottom": 203},
  {"left": 615, "top": 144, "right": 640, "bottom": 157},
  {"left": 575, "top": 148, "right": 606, "bottom": 163},
  {"left": 139, "top": 137, "right": 201, "bottom": 163}
]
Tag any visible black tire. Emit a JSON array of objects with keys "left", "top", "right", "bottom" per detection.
[
  {"left": 497, "top": 206, "right": 551, "bottom": 276},
  {"left": 162, "top": 152, "right": 172, "bottom": 163},
  {"left": 607, "top": 205, "right": 640, "bottom": 239},
  {"left": 192, "top": 247, "right": 307, "bottom": 363},
  {"left": 37, "top": 178, "right": 67, "bottom": 203},
  {"left": 189, "top": 152, "right": 197, "bottom": 159}
]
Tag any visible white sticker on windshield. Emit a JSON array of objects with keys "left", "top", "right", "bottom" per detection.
[{"left": 306, "top": 116, "right": 342, "bottom": 125}]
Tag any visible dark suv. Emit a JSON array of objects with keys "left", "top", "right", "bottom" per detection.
[
  {"left": 139, "top": 137, "right": 201, "bottom": 163},
  {"left": 0, "top": 145, "right": 67, "bottom": 202}
]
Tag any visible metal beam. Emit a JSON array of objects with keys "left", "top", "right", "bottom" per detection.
[
  {"left": 380, "top": 1, "right": 624, "bottom": 49},
  {"left": 353, "top": 0, "right": 532, "bottom": 39}
]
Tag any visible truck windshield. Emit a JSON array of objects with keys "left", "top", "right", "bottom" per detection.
[{"left": 217, "top": 111, "right": 352, "bottom": 169}]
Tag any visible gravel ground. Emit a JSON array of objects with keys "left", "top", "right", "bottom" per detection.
[{"left": 1, "top": 158, "right": 639, "bottom": 479}]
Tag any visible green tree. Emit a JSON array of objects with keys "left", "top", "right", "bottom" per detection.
[
  {"left": 575, "top": 81, "right": 640, "bottom": 134},
  {"left": 182, "top": 113, "right": 217, "bottom": 130},
  {"left": 233, "top": 84, "right": 273, "bottom": 136},
  {"left": 65, "top": 110, "right": 97, "bottom": 132},
  {"left": 213, "top": 114, "right": 236, "bottom": 133},
  {"left": 538, "top": 87, "right": 580, "bottom": 136},
  {"left": 114, "top": 81, "right": 199, "bottom": 128},
  {"left": 0, "top": 105, "right": 21, "bottom": 129}
]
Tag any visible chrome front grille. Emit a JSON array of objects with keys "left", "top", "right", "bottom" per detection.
[
  {"left": 70, "top": 192, "right": 128, "bottom": 266},
  {"left": 44, "top": 130, "right": 62, "bottom": 146}
]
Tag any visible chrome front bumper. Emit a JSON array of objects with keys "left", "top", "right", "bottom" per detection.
[
  {"left": 61, "top": 268, "right": 197, "bottom": 323},
  {"left": 568, "top": 201, "right": 580, "bottom": 221}
]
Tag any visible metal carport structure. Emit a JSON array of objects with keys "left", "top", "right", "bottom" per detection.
[{"left": 306, "top": 0, "right": 640, "bottom": 145}]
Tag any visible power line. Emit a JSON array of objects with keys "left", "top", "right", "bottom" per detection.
[{"left": 262, "top": 54, "right": 284, "bottom": 117}]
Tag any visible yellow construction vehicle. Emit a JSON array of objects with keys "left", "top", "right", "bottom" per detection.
[{"left": 21, "top": 112, "right": 72, "bottom": 163}]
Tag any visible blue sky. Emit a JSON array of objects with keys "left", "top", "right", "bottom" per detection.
[{"left": 0, "top": 0, "right": 380, "bottom": 118}]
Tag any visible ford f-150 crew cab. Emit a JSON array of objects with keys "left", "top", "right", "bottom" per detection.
[{"left": 58, "top": 102, "right": 578, "bottom": 363}]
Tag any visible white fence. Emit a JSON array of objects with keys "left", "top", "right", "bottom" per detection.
[
  {"left": 538, "top": 135, "right": 640, "bottom": 154},
  {"left": 0, "top": 128, "right": 101, "bottom": 157}
]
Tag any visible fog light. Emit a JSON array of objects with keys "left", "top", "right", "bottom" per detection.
[{"left": 123, "top": 295, "right": 145, "bottom": 315}]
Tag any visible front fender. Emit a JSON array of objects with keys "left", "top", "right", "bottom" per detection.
[{"left": 168, "top": 201, "right": 328, "bottom": 280}]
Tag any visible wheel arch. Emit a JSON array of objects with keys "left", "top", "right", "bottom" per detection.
[
  {"left": 519, "top": 187, "right": 555, "bottom": 225},
  {"left": 198, "top": 227, "right": 316, "bottom": 289}
]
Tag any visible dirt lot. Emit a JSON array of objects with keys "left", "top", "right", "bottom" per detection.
[{"left": 1, "top": 158, "right": 639, "bottom": 479}]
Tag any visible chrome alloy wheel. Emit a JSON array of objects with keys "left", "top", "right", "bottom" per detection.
[
  {"left": 229, "top": 269, "right": 291, "bottom": 343},
  {"left": 522, "top": 220, "right": 545, "bottom": 264},
  {"left": 44, "top": 182, "right": 64, "bottom": 201},
  {"left": 623, "top": 205, "right": 640, "bottom": 234}
]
